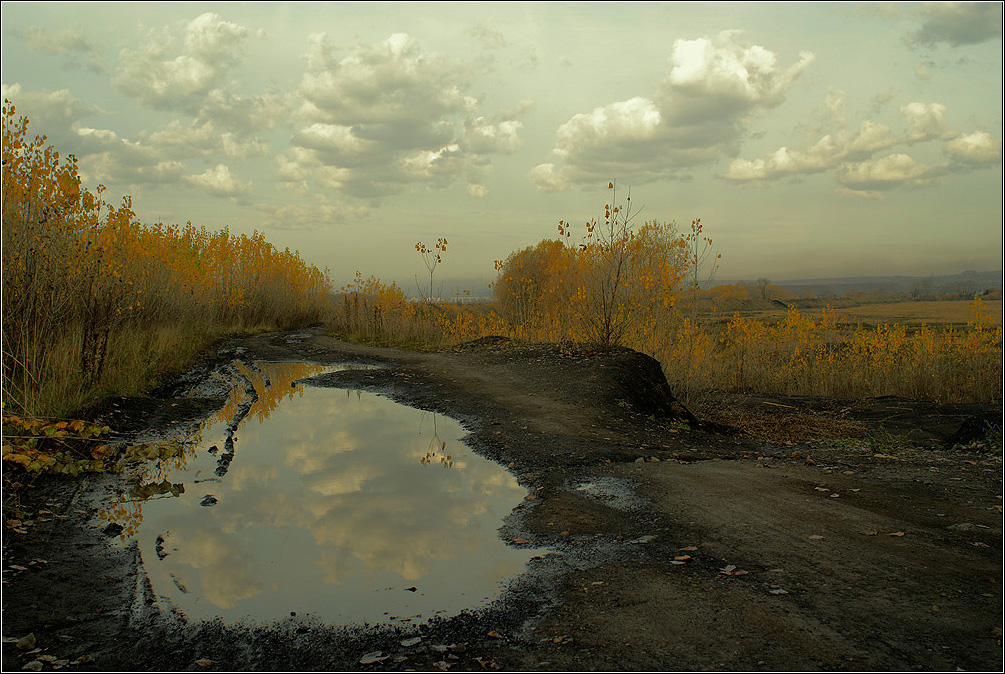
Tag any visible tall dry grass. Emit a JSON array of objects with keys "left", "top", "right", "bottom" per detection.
[{"left": 2, "top": 101, "right": 332, "bottom": 417}]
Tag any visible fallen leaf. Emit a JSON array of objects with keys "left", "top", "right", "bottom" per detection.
[
  {"left": 830, "top": 493, "right": 840, "bottom": 498},
  {"left": 16, "top": 634, "right": 35, "bottom": 650},
  {"left": 9, "top": 565, "right": 27, "bottom": 572},
  {"left": 400, "top": 637, "right": 422, "bottom": 647},
  {"left": 37, "top": 655, "right": 56, "bottom": 663},
  {"left": 768, "top": 588, "right": 789, "bottom": 595},
  {"left": 487, "top": 630, "right": 503, "bottom": 639},
  {"left": 359, "top": 651, "right": 387, "bottom": 665},
  {"left": 405, "top": 586, "right": 418, "bottom": 592},
  {"left": 194, "top": 659, "right": 215, "bottom": 667},
  {"left": 889, "top": 531, "right": 906, "bottom": 537},
  {"left": 673, "top": 555, "right": 691, "bottom": 561},
  {"left": 808, "top": 535, "right": 825, "bottom": 540},
  {"left": 860, "top": 529, "right": 878, "bottom": 536},
  {"left": 680, "top": 546, "right": 698, "bottom": 551},
  {"left": 21, "top": 662, "right": 42, "bottom": 672},
  {"left": 720, "top": 564, "right": 737, "bottom": 574},
  {"left": 512, "top": 537, "right": 530, "bottom": 545}
]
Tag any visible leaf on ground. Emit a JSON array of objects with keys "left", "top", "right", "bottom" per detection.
[
  {"left": 487, "top": 630, "right": 503, "bottom": 639},
  {"left": 889, "top": 531, "right": 906, "bottom": 537},
  {"left": 511, "top": 537, "right": 530, "bottom": 545},
  {"left": 194, "top": 659, "right": 215, "bottom": 667},
  {"left": 15, "top": 633, "right": 35, "bottom": 650},
  {"left": 21, "top": 661, "right": 42, "bottom": 672},
  {"left": 673, "top": 555, "right": 691, "bottom": 561},
  {"left": 860, "top": 529, "right": 878, "bottom": 536},
  {"left": 358, "top": 651, "right": 387, "bottom": 665},
  {"left": 768, "top": 588, "right": 789, "bottom": 595},
  {"left": 808, "top": 535, "right": 825, "bottom": 540},
  {"left": 680, "top": 545, "right": 698, "bottom": 551}
]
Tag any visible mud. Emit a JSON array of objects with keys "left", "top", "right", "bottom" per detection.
[{"left": 2, "top": 328, "right": 1002, "bottom": 672}]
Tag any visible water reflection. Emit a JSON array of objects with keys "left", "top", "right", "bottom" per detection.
[{"left": 118, "top": 361, "right": 538, "bottom": 625}]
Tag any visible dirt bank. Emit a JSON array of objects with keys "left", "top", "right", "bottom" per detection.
[{"left": 3, "top": 328, "right": 1002, "bottom": 672}]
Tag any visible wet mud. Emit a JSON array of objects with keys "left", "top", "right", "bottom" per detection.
[{"left": 2, "top": 328, "right": 1002, "bottom": 672}]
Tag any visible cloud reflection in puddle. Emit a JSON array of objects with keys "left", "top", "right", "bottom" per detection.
[{"left": 135, "top": 361, "right": 538, "bottom": 625}]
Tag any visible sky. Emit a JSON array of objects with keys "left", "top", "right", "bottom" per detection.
[{"left": 2, "top": 2, "right": 1002, "bottom": 294}]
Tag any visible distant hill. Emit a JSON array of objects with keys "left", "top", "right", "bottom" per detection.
[{"left": 730, "top": 270, "right": 1003, "bottom": 299}]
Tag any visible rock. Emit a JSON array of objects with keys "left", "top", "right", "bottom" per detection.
[
  {"left": 200, "top": 495, "right": 218, "bottom": 507},
  {"left": 16, "top": 633, "right": 36, "bottom": 650}
]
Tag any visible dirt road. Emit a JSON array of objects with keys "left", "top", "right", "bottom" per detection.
[{"left": 2, "top": 328, "right": 1001, "bottom": 671}]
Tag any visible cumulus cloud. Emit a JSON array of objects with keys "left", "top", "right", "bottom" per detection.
[
  {"left": 0, "top": 84, "right": 98, "bottom": 146},
  {"left": 285, "top": 32, "right": 529, "bottom": 201},
  {"left": 114, "top": 12, "right": 248, "bottom": 111},
  {"left": 184, "top": 163, "right": 249, "bottom": 197},
  {"left": 836, "top": 153, "right": 943, "bottom": 192},
  {"left": 531, "top": 30, "right": 815, "bottom": 191},
  {"left": 945, "top": 131, "right": 1002, "bottom": 164},
  {"left": 909, "top": 2, "right": 1003, "bottom": 46},
  {"left": 726, "top": 100, "right": 969, "bottom": 185}
]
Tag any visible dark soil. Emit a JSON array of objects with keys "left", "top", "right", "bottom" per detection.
[{"left": 3, "top": 328, "right": 1002, "bottom": 672}]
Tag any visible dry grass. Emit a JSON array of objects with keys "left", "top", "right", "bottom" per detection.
[{"left": 703, "top": 402, "right": 869, "bottom": 444}]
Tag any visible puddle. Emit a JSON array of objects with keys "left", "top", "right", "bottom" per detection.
[{"left": 106, "top": 361, "right": 541, "bottom": 626}]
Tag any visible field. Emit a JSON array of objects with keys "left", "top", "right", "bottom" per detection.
[{"left": 745, "top": 298, "right": 1003, "bottom": 327}]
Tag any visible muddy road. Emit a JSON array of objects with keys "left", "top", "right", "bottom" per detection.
[{"left": 3, "top": 328, "right": 1002, "bottom": 671}]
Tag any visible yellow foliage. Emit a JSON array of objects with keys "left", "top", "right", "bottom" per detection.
[{"left": 2, "top": 100, "right": 332, "bottom": 415}]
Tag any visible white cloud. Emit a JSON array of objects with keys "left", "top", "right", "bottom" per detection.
[
  {"left": 184, "top": 163, "right": 249, "bottom": 197},
  {"left": 285, "top": 32, "right": 529, "bottom": 201},
  {"left": 836, "top": 153, "right": 942, "bottom": 191},
  {"left": 945, "top": 131, "right": 1002, "bottom": 164},
  {"left": 909, "top": 2, "right": 1003, "bottom": 46},
  {"left": 114, "top": 12, "right": 248, "bottom": 111},
  {"left": 726, "top": 100, "right": 973, "bottom": 186},
  {"left": 531, "top": 31, "right": 815, "bottom": 191},
  {"left": 900, "top": 101, "right": 950, "bottom": 140},
  {"left": 725, "top": 119, "right": 899, "bottom": 181}
]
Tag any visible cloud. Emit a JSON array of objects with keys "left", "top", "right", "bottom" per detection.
[
  {"left": 285, "top": 32, "right": 529, "bottom": 201},
  {"left": 16, "top": 23, "right": 105, "bottom": 72},
  {"left": 531, "top": 31, "right": 815, "bottom": 191},
  {"left": 114, "top": 12, "right": 248, "bottom": 111},
  {"left": 254, "top": 197, "right": 370, "bottom": 231},
  {"left": 183, "top": 163, "right": 249, "bottom": 197},
  {"left": 836, "top": 153, "right": 943, "bottom": 191},
  {"left": 900, "top": 101, "right": 951, "bottom": 140},
  {"left": 909, "top": 2, "right": 1003, "bottom": 46},
  {"left": 725, "top": 101, "right": 961, "bottom": 184},
  {"left": 945, "top": 131, "right": 1002, "bottom": 164},
  {"left": 0, "top": 84, "right": 99, "bottom": 144}
]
